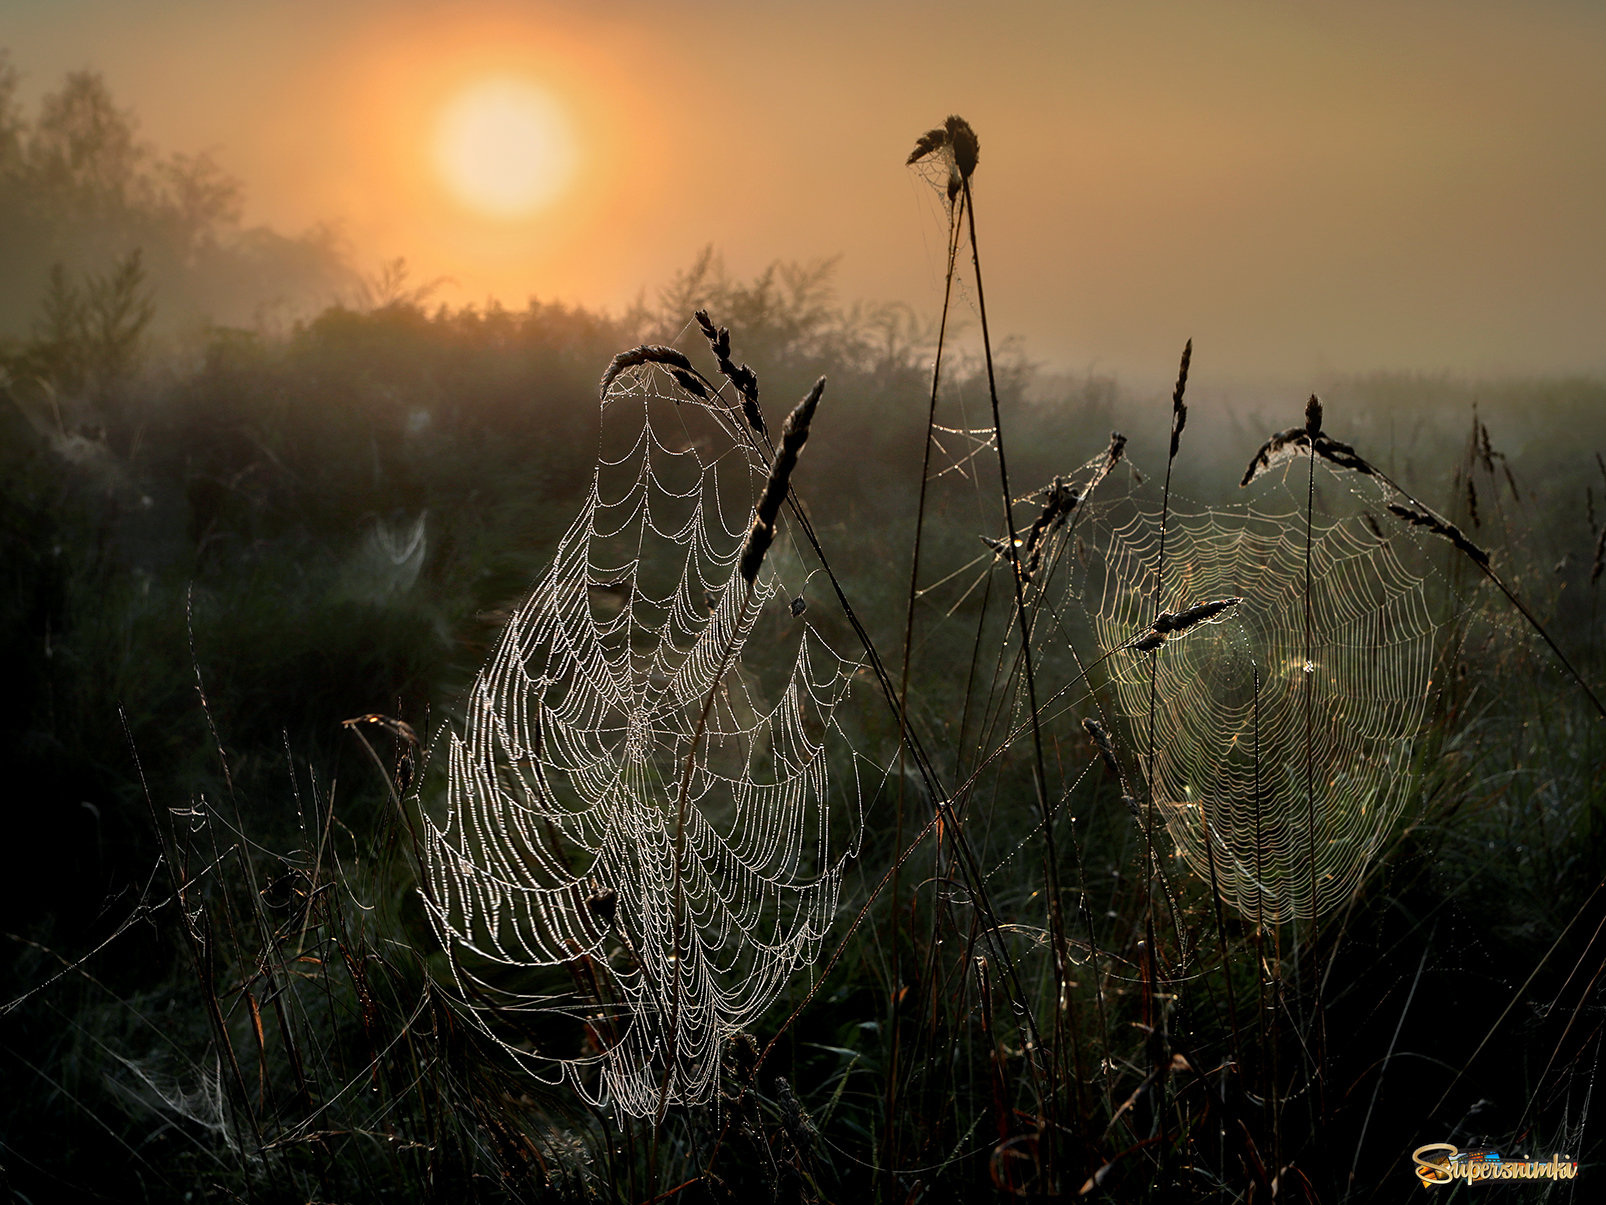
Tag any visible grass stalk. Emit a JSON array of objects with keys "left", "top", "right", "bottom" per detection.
[{"left": 959, "top": 164, "right": 1077, "bottom": 1155}]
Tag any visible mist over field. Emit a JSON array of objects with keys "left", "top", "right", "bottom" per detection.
[
  {"left": 8, "top": 0, "right": 1606, "bottom": 381},
  {"left": 3, "top": 8, "right": 1606, "bottom": 1201}
]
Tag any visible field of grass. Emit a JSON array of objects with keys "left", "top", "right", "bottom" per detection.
[{"left": 3, "top": 120, "right": 1606, "bottom": 1205}]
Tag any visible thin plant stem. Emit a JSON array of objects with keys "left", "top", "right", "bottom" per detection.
[
  {"left": 961, "top": 171, "right": 1073, "bottom": 1141},
  {"left": 884, "top": 185, "right": 964, "bottom": 1190}
]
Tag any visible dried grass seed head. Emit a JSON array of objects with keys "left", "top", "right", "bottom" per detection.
[
  {"left": 1153, "top": 596, "right": 1243, "bottom": 636},
  {"left": 1502, "top": 461, "right": 1521, "bottom": 502},
  {"left": 1386, "top": 503, "right": 1490, "bottom": 567},
  {"left": 1241, "top": 427, "right": 1311, "bottom": 487},
  {"left": 906, "top": 127, "right": 948, "bottom": 166},
  {"left": 907, "top": 116, "right": 978, "bottom": 204},
  {"left": 737, "top": 518, "right": 774, "bottom": 585},
  {"left": 671, "top": 368, "right": 709, "bottom": 400},
  {"left": 739, "top": 376, "right": 826, "bottom": 583},
  {"left": 1169, "top": 339, "right": 1192, "bottom": 460},
  {"left": 692, "top": 306, "right": 763, "bottom": 431},
  {"left": 1313, "top": 434, "right": 1374, "bottom": 477},
  {"left": 1132, "top": 630, "right": 1167, "bottom": 654},
  {"left": 600, "top": 344, "right": 697, "bottom": 400},
  {"left": 1081, "top": 717, "right": 1121, "bottom": 780},
  {"left": 1245, "top": 397, "right": 1384, "bottom": 488},
  {"left": 944, "top": 115, "right": 979, "bottom": 180},
  {"left": 1018, "top": 474, "right": 1081, "bottom": 580},
  {"left": 1132, "top": 596, "right": 1242, "bottom": 654}
]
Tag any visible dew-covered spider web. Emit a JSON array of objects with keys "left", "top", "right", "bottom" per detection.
[
  {"left": 421, "top": 355, "right": 868, "bottom": 1116},
  {"left": 1071, "top": 460, "right": 1442, "bottom": 923}
]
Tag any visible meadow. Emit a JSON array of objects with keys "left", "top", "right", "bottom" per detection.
[{"left": 3, "top": 112, "right": 1606, "bottom": 1204}]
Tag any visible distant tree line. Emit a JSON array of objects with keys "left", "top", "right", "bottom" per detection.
[{"left": 0, "top": 49, "right": 353, "bottom": 347}]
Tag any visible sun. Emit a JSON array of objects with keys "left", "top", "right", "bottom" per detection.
[{"left": 434, "top": 78, "right": 576, "bottom": 218}]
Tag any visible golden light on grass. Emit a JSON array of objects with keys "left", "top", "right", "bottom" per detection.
[{"left": 434, "top": 77, "right": 576, "bottom": 218}]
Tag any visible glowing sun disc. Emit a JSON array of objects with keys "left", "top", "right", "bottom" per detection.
[{"left": 435, "top": 78, "right": 575, "bottom": 217}]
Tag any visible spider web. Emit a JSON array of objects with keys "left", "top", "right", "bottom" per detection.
[
  {"left": 421, "top": 359, "right": 866, "bottom": 1116},
  {"left": 1073, "top": 461, "right": 1441, "bottom": 923}
]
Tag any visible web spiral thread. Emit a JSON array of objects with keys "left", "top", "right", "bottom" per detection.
[
  {"left": 1079, "top": 467, "right": 1438, "bottom": 922},
  {"left": 422, "top": 361, "right": 865, "bottom": 1115}
]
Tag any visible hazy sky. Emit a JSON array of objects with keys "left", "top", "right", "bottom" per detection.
[{"left": 9, "top": 0, "right": 1606, "bottom": 384}]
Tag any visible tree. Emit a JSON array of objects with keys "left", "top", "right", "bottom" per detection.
[
  {"left": 29, "top": 69, "right": 144, "bottom": 213},
  {"left": 15, "top": 251, "right": 154, "bottom": 397},
  {"left": 158, "top": 150, "right": 243, "bottom": 257},
  {"left": 0, "top": 51, "right": 23, "bottom": 176},
  {"left": 83, "top": 247, "right": 155, "bottom": 392},
  {"left": 29, "top": 262, "right": 87, "bottom": 392}
]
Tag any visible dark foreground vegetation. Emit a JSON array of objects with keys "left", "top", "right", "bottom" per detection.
[{"left": 2, "top": 76, "right": 1605, "bottom": 1204}]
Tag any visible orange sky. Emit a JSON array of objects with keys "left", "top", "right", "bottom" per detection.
[{"left": 10, "top": 0, "right": 1606, "bottom": 384}]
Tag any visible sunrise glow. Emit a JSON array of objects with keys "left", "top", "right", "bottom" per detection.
[{"left": 434, "top": 77, "right": 576, "bottom": 218}]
